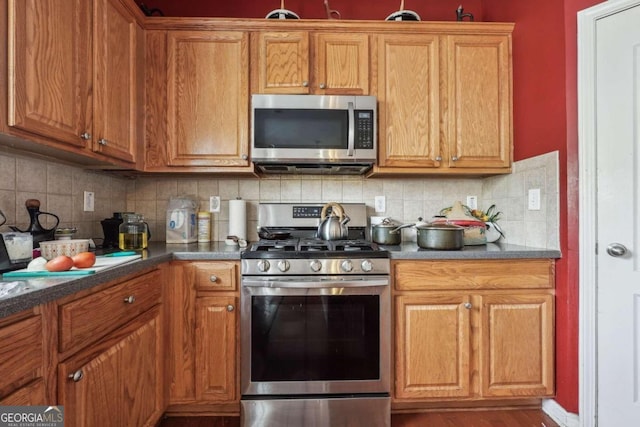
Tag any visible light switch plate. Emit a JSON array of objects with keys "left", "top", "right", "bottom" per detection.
[
  {"left": 528, "top": 188, "right": 541, "bottom": 210},
  {"left": 209, "top": 196, "right": 221, "bottom": 213},
  {"left": 374, "top": 196, "right": 386, "bottom": 213},
  {"left": 83, "top": 191, "right": 94, "bottom": 212}
]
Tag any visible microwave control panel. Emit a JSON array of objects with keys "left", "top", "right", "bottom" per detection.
[{"left": 355, "top": 110, "right": 374, "bottom": 149}]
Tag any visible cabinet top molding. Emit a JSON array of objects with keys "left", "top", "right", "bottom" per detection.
[{"left": 143, "top": 17, "right": 514, "bottom": 34}]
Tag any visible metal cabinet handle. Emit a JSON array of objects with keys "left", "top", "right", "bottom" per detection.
[
  {"left": 452, "top": 156, "right": 459, "bottom": 162},
  {"left": 209, "top": 275, "right": 218, "bottom": 283},
  {"left": 435, "top": 156, "right": 442, "bottom": 161},
  {"left": 80, "top": 132, "right": 91, "bottom": 140},
  {"left": 607, "top": 243, "right": 628, "bottom": 257},
  {"left": 68, "top": 370, "right": 84, "bottom": 382},
  {"left": 319, "top": 83, "right": 326, "bottom": 89},
  {"left": 123, "top": 295, "right": 136, "bottom": 304},
  {"left": 241, "top": 154, "right": 248, "bottom": 160},
  {"left": 227, "top": 305, "right": 235, "bottom": 312},
  {"left": 464, "top": 302, "right": 472, "bottom": 309},
  {"left": 302, "top": 81, "right": 309, "bottom": 87},
  {"left": 98, "top": 138, "right": 108, "bottom": 146}
]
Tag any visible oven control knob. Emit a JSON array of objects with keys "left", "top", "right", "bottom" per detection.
[
  {"left": 310, "top": 259, "right": 323, "bottom": 272},
  {"left": 341, "top": 260, "right": 354, "bottom": 272},
  {"left": 257, "top": 259, "right": 270, "bottom": 272},
  {"left": 361, "top": 259, "right": 374, "bottom": 272},
  {"left": 277, "top": 260, "right": 290, "bottom": 272}
]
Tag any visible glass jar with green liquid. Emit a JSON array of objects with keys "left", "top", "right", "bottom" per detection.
[{"left": 118, "top": 213, "right": 148, "bottom": 250}]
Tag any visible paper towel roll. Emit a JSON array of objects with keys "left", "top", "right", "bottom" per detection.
[{"left": 228, "top": 199, "right": 247, "bottom": 240}]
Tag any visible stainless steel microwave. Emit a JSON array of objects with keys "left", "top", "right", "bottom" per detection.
[{"left": 251, "top": 94, "right": 377, "bottom": 174}]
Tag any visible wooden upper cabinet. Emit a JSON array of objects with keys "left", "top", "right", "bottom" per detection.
[
  {"left": 165, "top": 31, "right": 250, "bottom": 167},
  {"left": 92, "top": 0, "right": 139, "bottom": 164},
  {"left": 8, "top": 0, "right": 92, "bottom": 148},
  {"left": 443, "top": 34, "right": 512, "bottom": 170},
  {"left": 6, "top": 0, "right": 140, "bottom": 165},
  {"left": 253, "top": 31, "right": 369, "bottom": 94},
  {"left": 376, "top": 34, "right": 440, "bottom": 168},
  {"left": 372, "top": 27, "right": 513, "bottom": 175}
]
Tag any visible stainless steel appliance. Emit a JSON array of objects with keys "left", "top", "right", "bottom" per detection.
[
  {"left": 251, "top": 94, "right": 377, "bottom": 175},
  {"left": 241, "top": 203, "right": 391, "bottom": 427}
]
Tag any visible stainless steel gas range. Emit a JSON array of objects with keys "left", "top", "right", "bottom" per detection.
[{"left": 240, "top": 203, "right": 391, "bottom": 427}]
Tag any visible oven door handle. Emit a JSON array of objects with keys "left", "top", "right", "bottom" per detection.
[{"left": 242, "top": 278, "right": 389, "bottom": 288}]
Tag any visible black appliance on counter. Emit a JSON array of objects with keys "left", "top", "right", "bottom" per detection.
[{"left": 240, "top": 203, "right": 391, "bottom": 427}]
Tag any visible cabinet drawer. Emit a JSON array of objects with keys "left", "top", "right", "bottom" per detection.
[
  {"left": 394, "top": 259, "right": 554, "bottom": 291},
  {"left": 190, "top": 261, "right": 237, "bottom": 291},
  {"left": 59, "top": 270, "right": 162, "bottom": 353},
  {"left": 0, "top": 315, "right": 42, "bottom": 398}
]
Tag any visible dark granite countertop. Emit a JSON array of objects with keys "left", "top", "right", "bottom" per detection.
[{"left": 0, "top": 241, "right": 560, "bottom": 319}]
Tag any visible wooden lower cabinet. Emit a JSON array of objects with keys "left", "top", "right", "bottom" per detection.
[
  {"left": 393, "top": 259, "right": 555, "bottom": 404},
  {"left": 57, "top": 269, "right": 164, "bottom": 427},
  {"left": 165, "top": 261, "right": 240, "bottom": 412},
  {"left": 195, "top": 296, "right": 238, "bottom": 402},
  {"left": 0, "top": 305, "right": 55, "bottom": 405}
]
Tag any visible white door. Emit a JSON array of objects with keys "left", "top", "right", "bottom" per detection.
[{"left": 595, "top": 2, "right": 640, "bottom": 425}]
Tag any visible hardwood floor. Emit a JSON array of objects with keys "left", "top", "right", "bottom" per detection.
[{"left": 160, "top": 410, "right": 559, "bottom": 427}]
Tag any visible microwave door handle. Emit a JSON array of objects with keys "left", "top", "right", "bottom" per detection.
[{"left": 347, "top": 101, "right": 355, "bottom": 157}]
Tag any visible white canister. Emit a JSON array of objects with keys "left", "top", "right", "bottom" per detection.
[{"left": 197, "top": 211, "right": 212, "bottom": 242}]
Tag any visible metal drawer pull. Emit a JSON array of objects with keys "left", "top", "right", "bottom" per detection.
[
  {"left": 227, "top": 305, "right": 235, "bottom": 312},
  {"left": 209, "top": 275, "right": 218, "bottom": 283},
  {"left": 98, "top": 138, "right": 108, "bottom": 146},
  {"left": 123, "top": 295, "right": 136, "bottom": 304},
  {"left": 464, "top": 302, "right": 472, "bottom": 309},
  {"left": 69, "top": 370, "right": 84, "bottom": 382},
  {"left": 452, "top": 156, "right": 459, "bottom": 162},
  {"left": 80, "top": 132, "right": 91, "bottom": 140}
]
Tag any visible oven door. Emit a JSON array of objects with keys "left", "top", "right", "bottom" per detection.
[{"left": 241, "top": 276, "right": 390, "bottom": 396}]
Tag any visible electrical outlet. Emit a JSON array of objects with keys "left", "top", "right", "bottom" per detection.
[
  {"left": 374, "top": 196, "right": 386, "bottom": 213},
  {"left": 466, "top": 195, "right": 478, "bottom": 210},
  {"left": 83, "top": 191, "right": 95, "bottom": 212},
  {"left": 528, "top": 188, "right": 541, "bottom": 210},
  {"left": 209, "top": 196, "right": 221, "bottom": 213}
]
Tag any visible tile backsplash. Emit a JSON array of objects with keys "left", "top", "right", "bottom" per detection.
[{"left": 0, "top": 150, "right": 559, "bottom": 250}]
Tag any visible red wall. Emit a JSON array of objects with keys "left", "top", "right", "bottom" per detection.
[
  {"left": 138, "top": 0, "right": 484, "bottom": 21},
  {"left": 138, "top": 0, "right": 606, "bottom": 415}
]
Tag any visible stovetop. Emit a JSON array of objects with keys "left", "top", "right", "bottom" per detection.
[{"left": 243, "top": 238, "right": 384, "bottom": 257}]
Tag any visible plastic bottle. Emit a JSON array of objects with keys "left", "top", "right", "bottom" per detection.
[{"left": 197, "top": 211, "right": 212, "bottom": 243}]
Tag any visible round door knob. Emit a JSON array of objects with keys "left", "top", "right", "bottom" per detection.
[
  {"left": 209, "top": 275, "right": 218, "bottom": 283},
  {"left": 341, "top": 260, "right": 354, "bottom": 273},
  {"left": 607, "top": 243, "right": 628, "bottom": 257},
  {"left": 123, "top": 295, "right": 135, "bottom": 304},
  {"left": 242, "top": 154, "right": 248, "bottom": 160},
  {"left": 257, "top": 259, "right": 270, "bottom": 272},
  {"left": 80, "top": 132, "right": 91, "bottom": 140},
  {"left": 302, "top": 81, "right": 309, "bottom": 87},
  {"left": 464, "top": 302, "right": 472, "bottom": 309},
  {"left": 451, "top": 156, "right": 459, "bottom": 162},
  {"left": 68, "top": 370, "right": 84, "bottom": 382},
  {"left": 435, "top": 156, "right": 442, "bottom": 161},
  {"left": 310, "top": 259, "right": 322, "bottom": 272},
  {"left": 361, "top": 259, "right": 373, "bottom": 272},
  {"left": 98, "top": 138, "right": 108, "bottom": 146},
  {"left": 319, "top": 83, "right": 326, "bottom": 89},
  {"left": 277, "top": 260, "right": 290, "bottom": 272},
  {"left": 227, "top": 305, "right": 235, "bottom": 312}
]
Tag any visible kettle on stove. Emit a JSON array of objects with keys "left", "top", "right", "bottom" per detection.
[
  {"left": 9, "top": 199, "right": 59, "bottom": 248},
  {"left": 317, "top": 202, "right": 350, "bottom": 240}
]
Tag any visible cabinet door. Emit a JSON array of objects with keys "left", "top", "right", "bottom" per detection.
[
  {"left": 314, "top": 33, "right": 369, "bottom": 94},
  {"left": 166, "top": 31, "right": 250, "bottom": 167},
  {"left": 394, "top": 294, "right": 471, "bottom": 399},
  {"left": 377, "top": 34, "right": 441, "bottom": 168},
  {"left": 479, "top": 293, "right": 554, "bottom": 397},
  {"left": 256, "top": 31, "right": 309, "bottom": 94},
  {"left": 92, "top": 0, "right": 138, "bottom": 163},
  {"left": 8, "top": 0, "right": 91, "bottom": 147},
  {"left": 195, "top": 296, "right": 237, "bottom": 402},
  {"left": 59, "top": 307, "right": 163, "bottom": 427},
  {"left": 444, "top": 34, "right": 511, "bottom": 169}
]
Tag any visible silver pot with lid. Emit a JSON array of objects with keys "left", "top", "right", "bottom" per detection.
[{"left": 372, "top": 218, "right": 403, "bottom": 245}]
